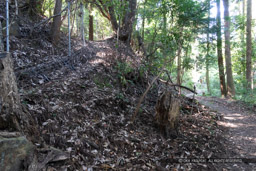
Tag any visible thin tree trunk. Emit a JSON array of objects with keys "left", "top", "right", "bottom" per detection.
[
  {"left": 246, "top": 0, "right": 252, "bottom": 90},
  {"left": 206, "top": 0, "right": 211, "bottom": 95},
  {"left": 81, "top": 3, "right": 85, "bottom": 45},
  {"left": 241, "top": 0, "right": 246, "bottom": 77},
  {"left": 70, "top": 2, "right": 78, "bottom": 37},
  {"left": 177, "top": 43, "right": 183, "bottom": 95},
  {"left": 89, "top": 5, "right": 93, "bottom": 41},
  {"left": 177, "top": 32, "right": 183, "bottom": 91},
  {"left": 51, "top": 0, "right": 62, "bottom": 44},
  {"left": 76, "top": 9, "right": 80, "bottom": 36},
  {"left": 223, "top": 0, "right": 235, "bottom": 97},
  {"left": 216, "top": 0, "right": 227, "bottom": 97},
  {"left": 141, "top": 0, "right": 147, "bottom": 42}
]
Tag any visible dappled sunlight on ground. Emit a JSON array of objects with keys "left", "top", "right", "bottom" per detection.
[
  {"left": 196, "top": 96, "right": 256, "bottom": 164},
  {"left": 224, "top": 114, "right": 246, "bottom": 120},
  {"left": 218, "top": 121, "right": 239, "bottom": 128}
]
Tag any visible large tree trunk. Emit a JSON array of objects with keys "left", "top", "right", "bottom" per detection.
[
  {"left": 51, "top": 0, "right": 62, "bottom": 44},
  {"left": 246, "top": 0, "right": 252, "bottom": 90},
  {"left": 119, "top": 0, "right": 137, "bottom": 44},
  {"left": 223, "top": 0, "right": 235, "bottom": 97},
  {"left": 216, "top": 0, "right": 227, "bottom": 97},
  {"left": 0, "top": 21, "right": 20, "bottom": 131},
  {"left": 95, "top": 0, "right": 137, "bottom": 44}
]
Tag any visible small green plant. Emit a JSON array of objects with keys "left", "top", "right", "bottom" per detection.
[
  {"left": 116, "top": 62, "right": 134, "bottom": 86},
  {"left": 116, "top": 92, "right": 124, "bottom": 100},
  {"left": 93, "top": 76, "right": 112, "bottom": 89}
]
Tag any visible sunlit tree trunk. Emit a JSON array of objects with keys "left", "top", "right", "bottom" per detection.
[
  {"left": 223, "top": 0, "right": 235, "bottom": 97},
  {"left": 246, "top": 0, "right": 252, "bottom": 90},
  {"left": 240, "top": 0, "right": 246, "bottom": 77},
  {"left": 51, "top": 0, "right": 62, "bottom": 44},
  {"left": 216, "top": 0, "right": 227, "bottom": 97},
  {"left": 141, "top": 0, "right": 147, "bottom": 42},
  {"left": 177, "top": 38, "right": 183, "bottom": 88}
]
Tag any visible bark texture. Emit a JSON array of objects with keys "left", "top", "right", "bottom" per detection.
[
  {"left": 0, "top": 22, "right": 20, "bottom": 131},
  {"left": 93, "top": 0, "right": 137, "bottom": 44},
  {"left": 223, "top": 0, "right": 235, "bottom": 97},
  {"left": 89, "top": 5, "right": 94, "bottom": 41},
  {"left": 206, "top": 0, "right": 211, "bottom": 95},
  {"left": 246, "top": 0, "right": 252, "bottom": 90},
  {"left": 155, "top": 91, "right": 180, "bottom": 137},
  {"left": 216, "top": 0, "right": 227, "bottom": 97},
  {"left": 51, "top": 0, "right": 62, "bottom": 44}
]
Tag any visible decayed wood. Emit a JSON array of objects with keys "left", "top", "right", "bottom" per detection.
[
  {"left": 0, "top": 21, "right": 20, "bottom": 130},
  {"left": 155, "top": 91, "right": 180, "bottom": 137}
]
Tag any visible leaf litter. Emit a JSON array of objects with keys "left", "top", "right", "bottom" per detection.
[{"left": 6, "top": 17, "right": 255, "bottom": 171}]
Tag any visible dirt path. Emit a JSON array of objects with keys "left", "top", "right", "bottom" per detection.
[{"left": 196, "top": 96, "right": 256, "bottom": 170}]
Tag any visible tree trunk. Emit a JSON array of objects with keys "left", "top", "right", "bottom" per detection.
[
  {"left": 240, "top": 0, "right": 246, "bottom": 77},
  {"left": 206, "top": 0, "right": 211, "bottom": 95},
  {"left": 155, "top": 91, "right": 180, "bottom": 138},
  {"left": 70, "top": 3, "right": 77, "bottom": 37},
  {"left": 119, "top": 0, "right": 137, "bottom": 44},
  {"left": 223, "top": 0, "right": 235, "bottom": 97},
  {"left": 29, "top": 0, "right": 43, "bottom": 16},
  {"left": 141, "top": 0, "right": 147, "bottom": 42},
  {"left": 216, "top": 0, "right": 227, "bottom": 97},
  {"left": 51, "top": 0, "right": 62, "bottom": 44},
  {"left": 0, "top": 21, "right": 20, "bottom": 131},
  {"left": 89, "top": 5, "right": 94, "bottom": 41},
  {"left": 81, "top": 3, "right": 85, "bottom": 45},
  {"left": 177, "top": 38, "right": 183, "bottom": 96},
  {"left": 177, "top": 44, "right": 182, "bottom": 87},
  {"left": 246, "top": 0, "right": 252, "bottom": 90},
  {"left": 93, "top": 0, "right": 137, "bottom": 44}
]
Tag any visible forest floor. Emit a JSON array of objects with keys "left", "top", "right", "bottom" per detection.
[
  {"left": 12, "top": 32, "right": 256, "bottom": 170},
  {"left": 196, "top": 96, "right": 256, "bottom": 171},
  {"left": 2, "top": 5, "right": 256, "bottom": 169}
]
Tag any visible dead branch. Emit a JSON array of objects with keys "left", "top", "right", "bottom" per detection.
[
  {"left": 32, "top": 6, "right": 68, "bottom": 29},
  {"left": 158, "top": 79, "right": 197, "bottom": 94},
  {"left": 131, "top": 69, "right": 164, "bottom": 123}
]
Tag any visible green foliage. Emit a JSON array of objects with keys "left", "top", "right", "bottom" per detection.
[
  {"left": 234, "top": 75, "right": 256, "bottom": 104},
  {"left": 93, "top": 75, "right": 112, "bottom": 89},
  {"left": 115, "top": 62, "right": 134, "bottom": 86}
]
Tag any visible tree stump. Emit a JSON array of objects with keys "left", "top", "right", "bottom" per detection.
[
  {"left": 0, "top": 21, "right": 20, "bottom": 131},
  {"left": 155, "top": 91, "right": 180, "bottom": 137}
]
